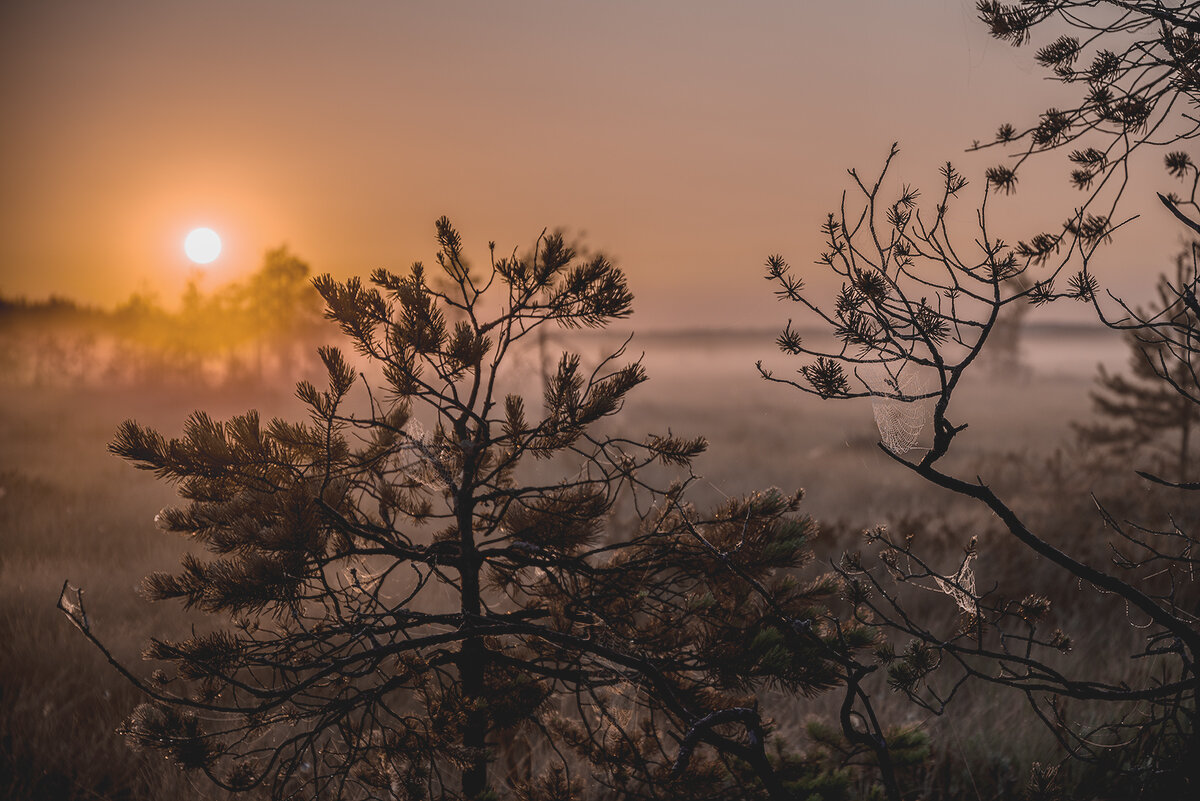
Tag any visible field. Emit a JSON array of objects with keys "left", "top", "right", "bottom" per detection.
[{"left": 0, "top": 323, "right": 1170, "bottom": 800}]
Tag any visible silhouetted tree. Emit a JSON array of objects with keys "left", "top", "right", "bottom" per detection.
[
  {"left": 1077, "top": 243, "right": 1200, "bottom": 480},
  {"left": 760, "top": 133, "right": 1200, "bottom": 793},
  {"left": 972, "top": 0, "right": 1200, "bottom": 249},
  {"left": 61, "top": 219, "right": 906, "bottom": 801}
]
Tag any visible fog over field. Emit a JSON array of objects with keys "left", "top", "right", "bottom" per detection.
[
  {"left": 5, "top": 2, "right": 1200, "bottom": 798},
  {"left": 0, "top": 320, "right": 1148, "bottom": 800}
]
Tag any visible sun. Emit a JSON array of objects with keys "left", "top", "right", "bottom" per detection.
[{"left": 184, "top": 227, "right": 222, "bottom": 264}]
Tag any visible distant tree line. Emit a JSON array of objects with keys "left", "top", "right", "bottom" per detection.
[{"left": 0, "top": 246, "right": 328, "bottom": 387}]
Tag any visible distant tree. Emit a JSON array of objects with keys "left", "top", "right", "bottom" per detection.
[
  {"left": 1077, "top": 243, "right": 1200, "bottom": 480},
  {"left": 978, "top": 272, "right": 1034, "bottom": 377},
  {"left": 247, "top": 245, "right": 314, "bottom": 319},
  {"left": 241, "top": 246, "right": 323, "bottom": 375},
  {"left": 61, "top": 219, "right": 905, "bottom": 801}
]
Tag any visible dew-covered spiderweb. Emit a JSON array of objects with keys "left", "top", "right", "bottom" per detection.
[
  {"left": 861, "top": 362, "right": 934, "bottom": 454},
  {"left": 402, "top": 419, "right": 455, "bottom": 489},
  {"left": 934, "top": 549, "right": 978, "bottom": 616}
]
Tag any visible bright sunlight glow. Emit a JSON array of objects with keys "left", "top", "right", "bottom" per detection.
[{"left": 184, "top": 228, "right": 222, "bottom": 264}]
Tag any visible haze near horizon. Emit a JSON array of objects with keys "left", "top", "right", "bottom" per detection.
[{"left": 1, "top": 0, "right": 1186, "bottom": 328}]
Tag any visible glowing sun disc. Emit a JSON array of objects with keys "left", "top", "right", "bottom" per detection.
[{"left": 184, "top": 228, "right": 222, "bottom": 264}]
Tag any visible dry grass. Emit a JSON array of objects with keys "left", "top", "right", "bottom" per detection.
[
  {"left": 0, "top": 385, "right": 307, "bottom": 801},
  {"left": 1, "top": 325, "right": 1174, "bottom": 800}
]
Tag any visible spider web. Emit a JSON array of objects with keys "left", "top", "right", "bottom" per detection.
[
  {"left": 862, "top": 362, "right": 933, "bottom": 454},
  {"left": 934, "top": 550, "right": 978, "bottom": 616},
  {"left": 402, "top": 419, "right": 454, "bottom": 489}
]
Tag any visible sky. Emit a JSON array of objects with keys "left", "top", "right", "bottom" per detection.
[{"left": 0, "top": 0, "right": 1188, "bottom": 330}]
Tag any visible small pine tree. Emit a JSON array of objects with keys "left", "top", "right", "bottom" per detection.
[
  {"left": 64, "top": 218, "right": 875, "bottom": 801},
  {"left": 1077, "top": 245, "right": 1200, "bottom": 481}
]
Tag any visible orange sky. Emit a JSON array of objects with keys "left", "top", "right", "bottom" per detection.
[{"left": 0, "top": 1, "right": 1187, "bottom": 329}]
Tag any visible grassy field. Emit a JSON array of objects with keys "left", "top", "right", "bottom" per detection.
[{"left": 0, "top": 323, "right": 1175, "bottom": 800}]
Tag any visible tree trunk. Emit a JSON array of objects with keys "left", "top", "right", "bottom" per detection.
[{"left": 458, "top": 491, "right": 488, "bottom": 798}]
